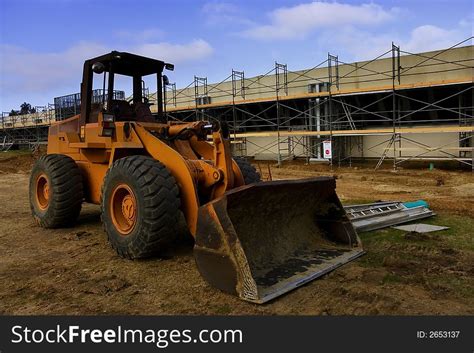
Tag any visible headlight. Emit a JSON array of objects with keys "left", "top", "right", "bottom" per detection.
[{"left": 103, "top": 113, "right": 114, "bottom": 122}]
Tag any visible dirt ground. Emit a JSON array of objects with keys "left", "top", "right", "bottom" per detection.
[{"left": 0, "top": 152, "right": 473, "bottom": 315}]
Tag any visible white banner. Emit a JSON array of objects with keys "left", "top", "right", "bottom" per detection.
[{"left": 323, "top": 140, "right": 332, "bottom": 159}]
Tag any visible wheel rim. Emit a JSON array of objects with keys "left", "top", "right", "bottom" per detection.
[
  {"left": 35, "top": 174, "right": 50, "bottom": 210},
  {"left": 110, "top": 184, "right": 137, "bottom": 236}
]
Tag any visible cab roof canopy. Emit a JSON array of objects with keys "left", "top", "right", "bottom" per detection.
[
  {"left": 80, "top": 51, "right": 169, "bottom": 126},
  {"left": 86, "top": 51, "right": 166, "bottom": 76}
]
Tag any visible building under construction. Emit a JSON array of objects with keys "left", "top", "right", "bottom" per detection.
[{"left": 1, "top": 38, "right": 473, "bottom": 170}]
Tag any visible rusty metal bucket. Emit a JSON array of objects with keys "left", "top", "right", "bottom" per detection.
[{"left": 194, "top": 177, "right": 364, "bottom": 303}]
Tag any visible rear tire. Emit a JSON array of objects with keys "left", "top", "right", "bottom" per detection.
[
  {"left": 235, "top": 157, "right": 261, "bottom": 184},
  {"left": 101, "top": 155, "right": 181, "bottom": 259},
  {"left": 29, "top": 154, "right": 83, "bottom": 228}
]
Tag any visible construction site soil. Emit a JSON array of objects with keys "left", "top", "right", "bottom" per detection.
[{"left": 1, "top": 152, "right": 473, "bottom": 315}]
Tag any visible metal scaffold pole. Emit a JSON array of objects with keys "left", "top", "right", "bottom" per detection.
[
  {"left": 328, "top": 53, "right": 339, "bottom": 169},
  {"left": 194, "top": 76, "right": 208, "bottom": 121},
  {"left": 392, "top": 43, "right": 400, "bottom": 171},
  {"left": 231, "top": 70, "right": 245, "bottom": 154},
  {"left": 275, "top": 62, "right": 288, "bottom": 167}
]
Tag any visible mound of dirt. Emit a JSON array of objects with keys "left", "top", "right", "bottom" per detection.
[
  {"left": 373, "top": 184, "right": 412, "bottom": 194},
  {"left": 452, "top": 183, "right": 474, "bottom": 197},
  {"left": 0, "top": 153, "right": 35, "bottom": 174}
]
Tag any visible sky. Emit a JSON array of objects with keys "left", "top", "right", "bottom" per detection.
[{"left": 0, "top": 0, "right": 472, "bottom": 112}]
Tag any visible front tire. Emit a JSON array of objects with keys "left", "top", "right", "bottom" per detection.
[
  {"left": 235, "top": 157, "right": 261, "bottom": 184},
  {"left": 101, "top": 156, "right": 181, "bottom": 259},
  {"left": 29, "top": 154, "right": 83, "bottom": 228}
]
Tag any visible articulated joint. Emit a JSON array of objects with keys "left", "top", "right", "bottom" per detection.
[{"left": 185, "top": 160, "right": 223, "bottom": 188}]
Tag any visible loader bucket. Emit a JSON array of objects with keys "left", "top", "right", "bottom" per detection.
[{"left": 194, "top": 176, "right": 364, "bottom": 303}]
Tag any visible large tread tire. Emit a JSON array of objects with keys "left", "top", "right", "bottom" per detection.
[
  {"left": 235, "top": 157, "right": 262, "bottom": 184},
  {"left": 29, "top": 154, "right": 83, "bottom": 228},
  {"left": 101, "top": 155, "right": 181, "bottom": 259}
]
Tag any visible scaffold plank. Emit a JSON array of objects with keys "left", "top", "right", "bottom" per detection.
[
  {"left": 231, "top": 125, "right": 473, "bottom": 138},
  {"left": 164, "top": 77, "right": 473, "bottom": 113}
]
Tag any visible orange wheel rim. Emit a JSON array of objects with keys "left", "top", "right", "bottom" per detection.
[
  {"left": 110, "top": 184, "right": 137, "bottom": 236},
  {"left": 35, "top": 174, "right": 50, "bottom": 210}
]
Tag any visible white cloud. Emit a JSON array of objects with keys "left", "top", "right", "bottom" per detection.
[
  {"left": 0, "top": 39, "right": 213, "bottom": 98},
  {"left": 239, "top": 1, "right": 471, "bottom": 59},
  {"left": 321, "top": 28, "right": 392, "bottom": 60},
  {"left": 202, "top": 1, "right": 254, "bottom": 26},
  {"left": 241, "top": 1, "right": 397, "bottom": 40},
  {"left": 402, "top": 25, "right": 466, "bottom": 53},
  {"left": 135, "top": 39, "right": 213, "bottom": 64},
  {"left": 0, "top": 41, "right": 108, "bottom": 93},
  {"left": 325, "top": 24, "right": 472, "bottom": 61},
  {"left": 202, "top": 2, "right": 238, "bottom": 14},
  {"left": 459, "top": 15, "right": 474, "bottom": 31},
  {"left": 115, "top": 28, "right": 164, "bottom": 42}
]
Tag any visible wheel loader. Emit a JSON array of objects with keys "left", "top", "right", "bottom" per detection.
[{"left": 29, "top": 51, "right": 364, "bottom": 303}]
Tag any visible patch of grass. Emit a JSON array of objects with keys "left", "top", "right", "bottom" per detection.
[
  {"left": 357, "top": 246, "right": 388, "bottom": 268},
  {"left": 425, "top": 275, "right": 474, "bottom": 299},
  {"left": 0, "top": 150, "right": 32, "bottom": 164},
  {"left": 354, "top": 211, "right": 474, "bottom": 302},
  {"left": 359, "top": 227, "right": 403, "bottom": 243},
  {"left": 382, "top": 273, "right": 403, "bottom": 284},
  {"left": 358, "top": 213, "right": 474, "bottom": 252},
  {"left": 354, "top": 211, "right": 474, "bottom": 296},
  {"left": 412, "top": 214, "right": 474, "bottom": 252},
  {"left": 0, "top": 149, "right": 31, "bottom": 159}
]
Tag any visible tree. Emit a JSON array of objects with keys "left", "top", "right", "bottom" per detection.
[
  {"left": 20, "top": 102, "right": 32, "bottom": 115},
  {"left": 8, "top": 102, "right": 36, "bottom": 116}
]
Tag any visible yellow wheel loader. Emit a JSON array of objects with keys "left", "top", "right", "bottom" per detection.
[{"left": 29, "top": 51, "right": 364, "bottom": 303}]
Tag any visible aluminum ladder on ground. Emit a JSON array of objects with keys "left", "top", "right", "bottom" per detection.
[
  {"left": 344, "top": 201, "right": 434, "bottom": 232},
  {"left": 344, "top": 202, "right": 404, "bottom": 221}
]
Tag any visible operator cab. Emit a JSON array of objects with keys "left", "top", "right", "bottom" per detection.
[{"left": 80, "top": 51, "right": 174, "bottom": 126}]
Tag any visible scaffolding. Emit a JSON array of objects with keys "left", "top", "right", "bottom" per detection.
[
  {"left": 0, "top": 90, "right": 124, "bottom": 149},
  {"left": 1, "top": 38, "right": 473, "bottom": 170},
  {"left": 164, "top": 37, "right": 473, "bottom": 170}
]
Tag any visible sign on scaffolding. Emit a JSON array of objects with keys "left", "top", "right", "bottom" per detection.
[{"left": 323, "top": 140, "right": 332, "bottom": 159}]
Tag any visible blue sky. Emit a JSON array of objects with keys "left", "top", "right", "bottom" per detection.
[{"left": 0, "top": 0, "right": 472, "bottom": 111}]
